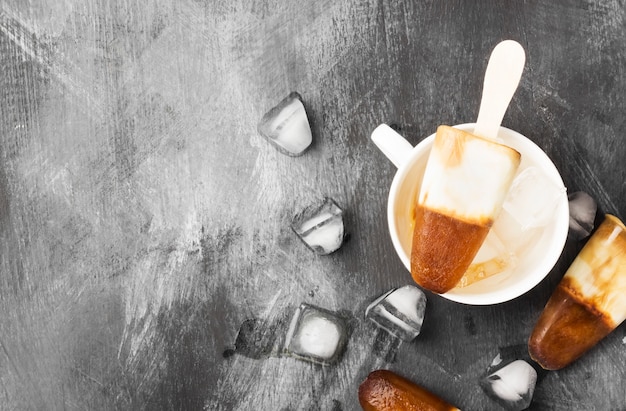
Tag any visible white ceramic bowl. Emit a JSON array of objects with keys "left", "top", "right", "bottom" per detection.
[{"left": 372, "top": 123, "right": 569, "bottom": 305}]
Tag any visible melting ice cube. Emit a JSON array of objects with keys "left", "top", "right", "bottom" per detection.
[
  {"left": 483, "top": 360, "right": 537, "bottom": 410},
  {"left": 283, "top": 303, "right": 348, "bottom": 365},
  {"left": 365, "top": 285, "right": 426, "bottom": 341},
  {"left": 568, "top": 191, "right": 597, "bottom": 240},
  {"left": 491, "top": 207, "right": 542, "bottom": 257},
  {"left": 458, "top": 229, "right": 517, "bottom": 288},
  {"left": 502, "top": 166, "right": 566, "bottom": 231},
  {"left": 292, "top": 198, "right": 345, "bottom": 255},
  {"left": 480, "top": 345, "right": 543, "bottom": 411},
  {"left": 257, "top": 92, "right": 312, "bottom": 156}
]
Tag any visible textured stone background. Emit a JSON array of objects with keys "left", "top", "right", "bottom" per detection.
[{"left": 1, "top": 1, "right": 625, "bottom": 410}]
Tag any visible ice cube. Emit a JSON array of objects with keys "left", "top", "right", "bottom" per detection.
[
  {"left": 457, "top": 229, "right": 517, "bottom": 288},
  {"left": 484, "top": 360, "right": 536, "bottom": 410},
  {"left": 474, "top": 227, "right": 507, "bottom": 262},
  {"left": 502, "top": 166, "right": 566, "bottom": 230},
  {"left": 364, "top": 285, "right": 426, "bottom": 341},
  {"left": 491, "top": 208, "right": 541, "bottom": 254},
  {"left": 480, "top": 345, "right": 543, "bottom": 411},
  {"left": 283, "top": 303, "right": 348, "bottom": 365},
  {"left": 292, "top": 198, "right": 345, "bottom": 255},
  {"left": 257, "top": 92, "right": 312, "bottom": 156},
  {"left": 568, "top": 191, "right": 597, "bottom": 240}
]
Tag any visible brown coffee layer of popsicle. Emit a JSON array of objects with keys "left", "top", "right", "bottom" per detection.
[
  {"left": 411, "top": 205, "right": 491, "bottom": 293},
  {"left": 359, "top": 369, "right": 460, "bottom": 411}
]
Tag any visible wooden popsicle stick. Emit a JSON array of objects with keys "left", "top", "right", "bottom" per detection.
[{"left": 474, "top": 40, "right": 526, "bottom": 141}]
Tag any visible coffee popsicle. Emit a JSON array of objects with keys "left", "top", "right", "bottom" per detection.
[
  {"left": 358, "top": 369, "right": 460, "bottom": 411},
  {"left": 528, "top": 214, "right": 626, "bottom": 370},
  {"left": 411, "top": 125, "right": 521, "bottom": 293},
  {"left": 411, "top": 41, "right": 525, "bottom": 294}
]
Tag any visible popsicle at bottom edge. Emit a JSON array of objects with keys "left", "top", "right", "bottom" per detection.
[{"left": 358, "top": 369, "right": 460, "bottom": 411}]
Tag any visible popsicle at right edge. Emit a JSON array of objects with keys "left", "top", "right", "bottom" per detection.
[
  {"left": 411, "top": 125, "right": 521, "bottom": 293},
  {"left": 528, "top": 214, "right": 626, "bottom": 370}
]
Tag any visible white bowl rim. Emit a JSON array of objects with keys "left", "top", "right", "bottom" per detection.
[{"left": 387, "top": 123, "right": 570, "bottom": 305}]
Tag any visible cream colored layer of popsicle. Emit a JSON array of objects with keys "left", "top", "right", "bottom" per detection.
[
  {"left": 560, "top": 214, "right": 626, "bottom": 326},
  {"left": 418, "top": 125, "right": 521, "bottom": 225}
]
